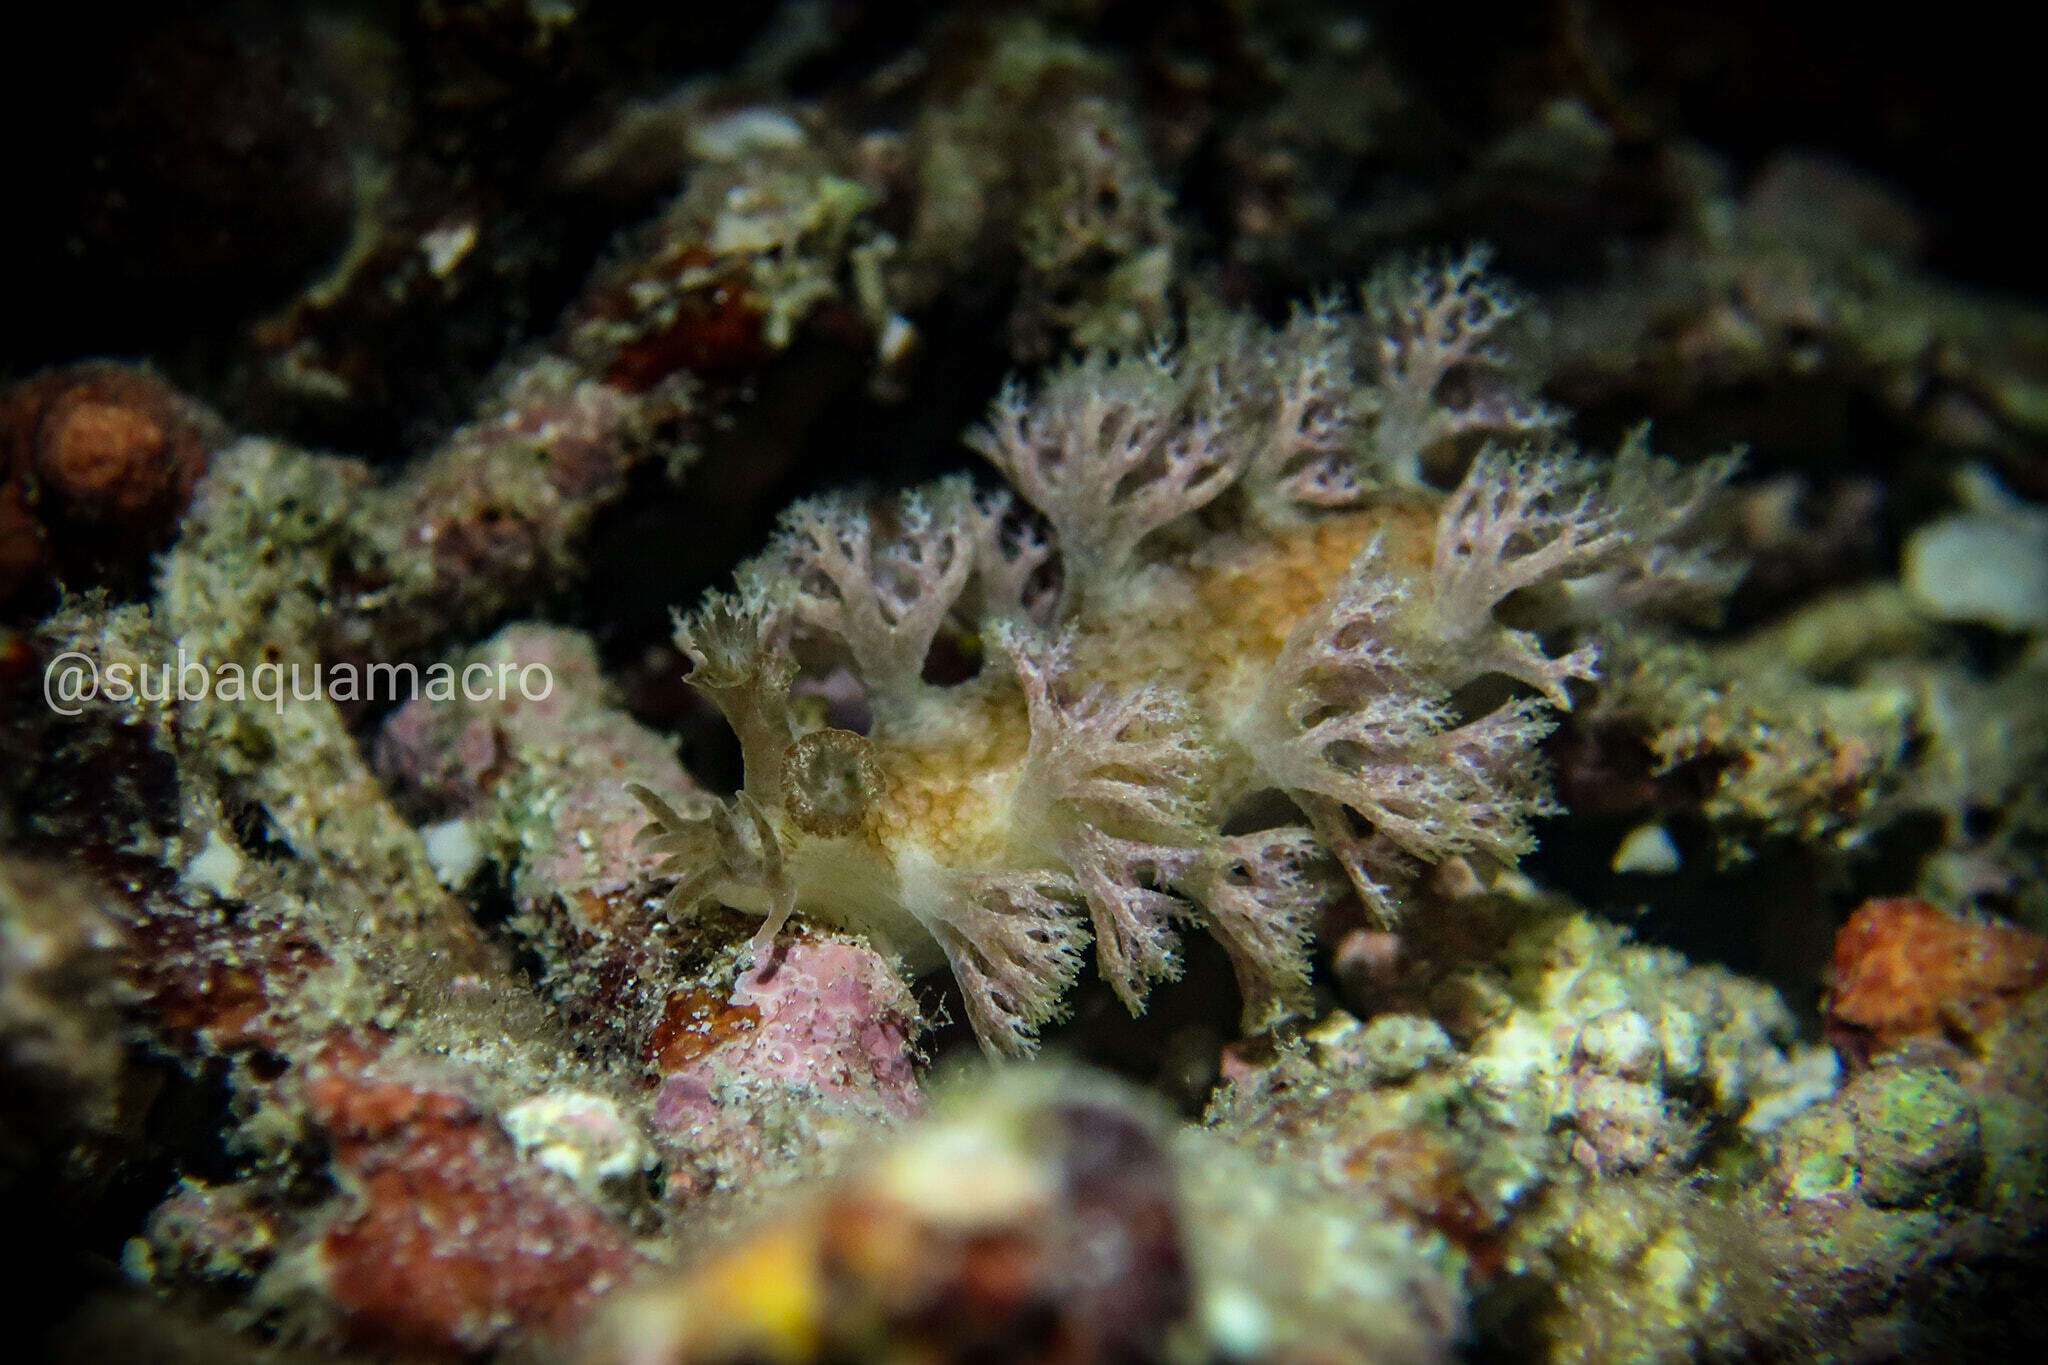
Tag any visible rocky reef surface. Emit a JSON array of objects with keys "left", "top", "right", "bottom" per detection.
[{"left": 4, "top": 3, "right": 2045, "bottom": 1361}]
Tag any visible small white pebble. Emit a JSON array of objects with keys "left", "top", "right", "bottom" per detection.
[
  {"left": 1612, "top": 823, "right": 1681, "bottom": 875},
  {"left": 687, "top": 107, "right": 807, "bottom": 161},
  {"left": 182, "top": 830, "right": 247, "bottom": 899},
  {"left": 421, "top": 818, "right": 485, "bottom": 889},
  {"left": 419, "top": 221, "right": 478, "bottom": 278},
  {"left": 877, "top": 314, "right": 919, "bottom": 368},
  {"left": 1903, "top": 467, "right": 2048, "bottom": 630},
  {"left": 503, "top": 1090, "right": 652, "bottom": 1189}
]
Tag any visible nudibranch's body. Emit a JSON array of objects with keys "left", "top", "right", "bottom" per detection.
[{"left": 639, "top": 253, "right": 1737, "bottom": 1054}]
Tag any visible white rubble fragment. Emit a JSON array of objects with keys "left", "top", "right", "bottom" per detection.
[
  {"left": 421, "top": 817, "right": 485, "bottom": 889},
  {"left": 1612, "top": 822, "right": 1682, "bottom": 875},
  {"left": 687, "top": 107, "right": 807, "bottom": 161},
  {"left": 182, "top": 830, "right": 247, "bottom": 900},
  {"left": 419, "top": 221, "right": 478, "bottom": 278},
  {"left": 1903, "top": 467, "right": 2048, "bottom": 631},
  {"left": 502, "top": 1090, "right": 654, "bottom": 1191}
]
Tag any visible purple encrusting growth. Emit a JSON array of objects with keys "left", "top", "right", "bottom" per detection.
[{"left": 636, "top": 253, "right": 1741, "bottom": 1055}]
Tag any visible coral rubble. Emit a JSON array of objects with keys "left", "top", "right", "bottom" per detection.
[{"left": 4, "top": 4, "right": 2046, "bottom": 1363}]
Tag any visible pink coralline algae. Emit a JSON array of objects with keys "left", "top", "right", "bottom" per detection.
[{"left": 653, "top": 936, "right": 923, "bottom": 1140}]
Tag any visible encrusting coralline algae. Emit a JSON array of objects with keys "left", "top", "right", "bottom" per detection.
[
  {"left": 7, "top": 6, "right": 2048, "bottom": 1361},
  {"left": 634, "top": 250, "right": 1738, "bottom": 1055}
]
